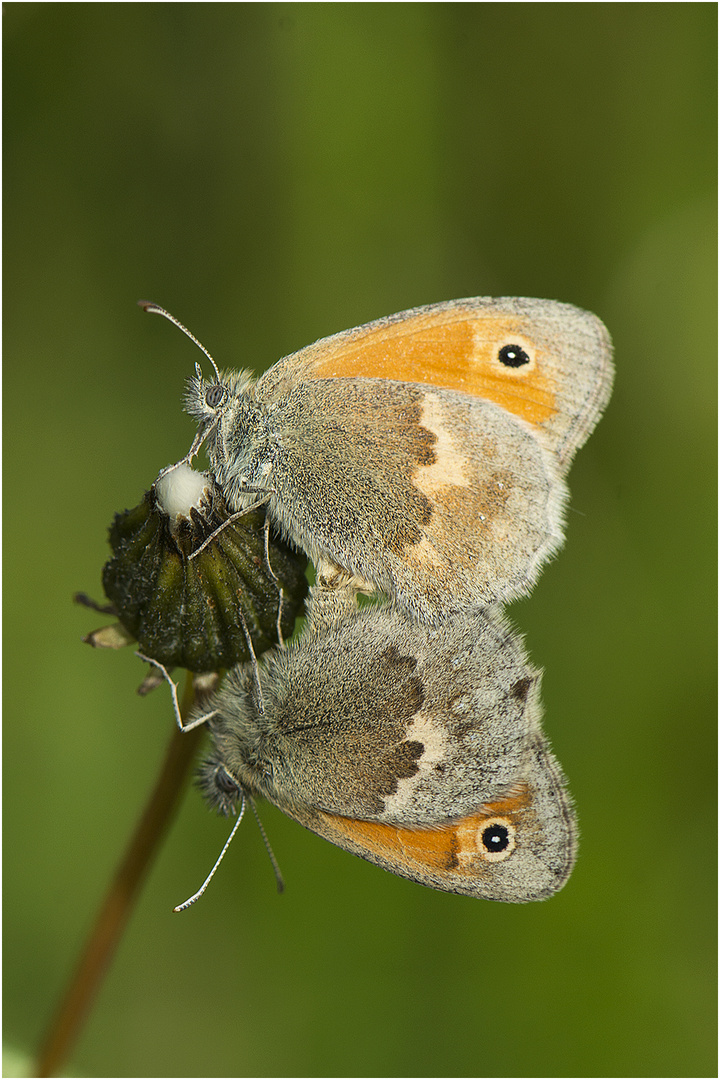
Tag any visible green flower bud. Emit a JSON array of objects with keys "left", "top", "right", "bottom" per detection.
[{"left": 99, "top": 463, "right": 307, "bottom": 672}]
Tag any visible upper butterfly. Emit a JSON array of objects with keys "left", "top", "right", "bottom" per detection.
[{"left": 182, "top": 297, "right": 613, "bottom": 621}]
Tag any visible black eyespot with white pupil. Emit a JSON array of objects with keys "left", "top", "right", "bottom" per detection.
[
  {"left": 482, "top": 824, "right": 510, "bottom": 852},
  {"left": 205, "top": 383, "right": 228, "bottom": 409},
  {"left": 477, "top": 817, "right": 516, "bottom": 862},
  {"left": 498, "top": 343, "right": 530, "bottom": 368}
]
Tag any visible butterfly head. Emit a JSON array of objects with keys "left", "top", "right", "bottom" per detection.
[
  {"left": 184, "top": 365, "right": 256, "bottom": 463},
  {"left": 197, "top": 750, "right": 244, "bottom": 817}
]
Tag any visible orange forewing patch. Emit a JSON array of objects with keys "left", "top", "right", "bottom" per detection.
[
  {"left": 319, "top": 785, "right": 532, "bottom": 875},
  {"left": 475, "top": 786, "right": 532, "bottom": 818},
  {"left": 304, "top": 311, "right": 557, "bottom": 426}
]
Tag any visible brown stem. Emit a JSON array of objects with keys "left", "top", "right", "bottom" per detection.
[{"left": 34, "top": 677, "right": 204, "bottom": 1078}]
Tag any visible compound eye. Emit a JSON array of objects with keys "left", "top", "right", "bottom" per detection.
[
  {"left": 215, "top": 766, "right": 240, "bottom": 797},
  {"left": 205, "top": 383, "right": 228, "bottom": 409}
]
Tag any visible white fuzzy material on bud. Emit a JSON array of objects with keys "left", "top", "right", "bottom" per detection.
[{"left": 155, "top": 463, "right": 211, "bottom": 520}]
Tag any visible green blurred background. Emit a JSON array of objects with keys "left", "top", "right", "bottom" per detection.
[{"left": 4, "top": 4, "right": 716, "bottom": 1077}]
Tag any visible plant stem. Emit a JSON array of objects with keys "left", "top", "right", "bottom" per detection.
[{"left": 34, "top": 676, "right": 203, "bottom": 1078}]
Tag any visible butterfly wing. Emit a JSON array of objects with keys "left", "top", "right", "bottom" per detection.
[
  {"left": 262, "top": 376, "right": 564, "bottom": 616},
  {"left": 259, "top": 296, "right": 613, "bottom": 469},
  {"left": 310, "top": 768, "right": 574, "bottom": 903},
  {"left": 204, "top": 604, "right": 577, "bottom": 902},
  {"left": 254, "top": 298, "right": 612, "bottom": 614}
]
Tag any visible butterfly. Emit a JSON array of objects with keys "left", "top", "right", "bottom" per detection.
[
  {"left": 181, "top": 297, "right": 613, "bottom": 621},
  {"left": 194, "top": 588, "right": 577, "bottom": 903}
]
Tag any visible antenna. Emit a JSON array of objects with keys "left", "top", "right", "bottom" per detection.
[
  {"left": 174, "top": 794, "right": 247, "bottom": 912},
  {"left": 173, "top": 793, "right": 285, "bottom": 910},
  {"left": 138, "top": 300, "right": 222, "bottom": 382},
  {"left": 248, "top": 796, "right": 285, "bottom": 894}
]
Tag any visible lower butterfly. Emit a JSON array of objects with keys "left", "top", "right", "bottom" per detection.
[{"left": 190, "top": 588, "right": 577, "bottom": 903}]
